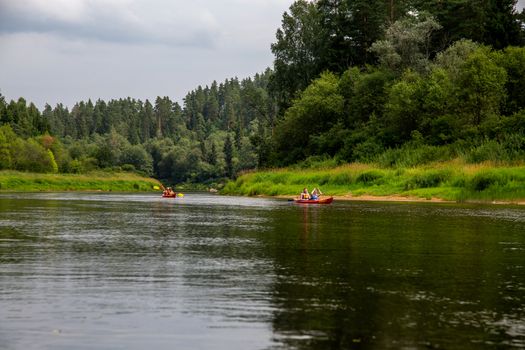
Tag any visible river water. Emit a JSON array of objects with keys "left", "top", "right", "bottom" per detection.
[{"left": 0, "top": 193, "right": 524, "bottom": 349}]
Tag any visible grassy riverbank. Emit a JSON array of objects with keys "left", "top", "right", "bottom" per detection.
[
  {"left": 222, "top": 161, "right": 525, "bottom": 203},
  {"left": 0, "top": 171, "right": 162, "bottom": 192}
]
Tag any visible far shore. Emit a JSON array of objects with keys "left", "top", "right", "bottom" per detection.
[{"left": 0, "top": 170, "right": 161, "bottom": 192}]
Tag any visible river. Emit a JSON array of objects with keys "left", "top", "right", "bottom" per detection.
[{"left": 0, "top": 193, "right": 524, "bottom": 349}]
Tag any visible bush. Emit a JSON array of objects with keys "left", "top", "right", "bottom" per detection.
[
  {"left": 351, "top": 139, "right": 384, "bottom": 163},
  {"left": 501, "top": 133, "right": 525, "bottom": 161},
  {"left": 469, "top": 171, "right": 508, "bottom": 191},
  {"left": 13, "top": 139, "right": 57, "bottom": 173},
  {"left": 120, "top": 145, "right": 153, "bottom": 175},
  {"left": 404, "top": 170, "right": 452, "bottom": 190},
  {"left": 465, "top": 140, "right": 507, "bottom": 163},
  {"left": 67, "top": 159, "right": 83, "bottom": 174}
]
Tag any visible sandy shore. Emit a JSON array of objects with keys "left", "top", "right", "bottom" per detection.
[
  {"left": 275, "top": 194, "right": 452, "bottom": 203},
  {"left": 273, "top": 194, "right": 524, "bottom": 205}
]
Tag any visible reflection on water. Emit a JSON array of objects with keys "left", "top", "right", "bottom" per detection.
[{"left": 0, "top": 193, "right": 524, "bottom": 349}]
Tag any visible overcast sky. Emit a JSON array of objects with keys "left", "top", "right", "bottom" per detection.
[
  {"left": 1, "top": 0, "right": 524, "bottom": 109},
  {"left": 0, "top": 0, "right": 295, "bottom": 108}
]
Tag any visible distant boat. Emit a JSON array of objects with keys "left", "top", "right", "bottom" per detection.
[
  {"left": 162, "top": 192, "right": 184, "bottom": 198},
  {"left": 294, "top": 196, "right": 333, "bottom": 204}
]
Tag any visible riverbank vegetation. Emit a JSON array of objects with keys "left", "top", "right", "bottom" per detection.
[
  {"left": 1, "top": 1, "right": 524, "bottom": 199},
  {"left": 0, "top": 171, "right": 161, "bottom": 192},
  {"left": 222, "top": 160, "right": 525, "bottom": 203}
]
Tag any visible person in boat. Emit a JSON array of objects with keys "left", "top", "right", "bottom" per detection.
[
  {"left": 300, "top": 188, "right": 310, "bottom": 200},
  {"left": 311, "top": 187, "right": 323, "bottom": 200},
  {"left": 165, "top": 187, "right": 175, "bottom": 196}
]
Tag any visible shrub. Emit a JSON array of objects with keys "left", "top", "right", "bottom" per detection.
[
  {"left": 351, "top": 139, "right": 384, "bottom": 163},
  {"left": 465, "top": 140, "right": 507, "bottom": 163},
  {"left": 469, "top": 171, "right": 508, "bottom": 191},
  {"left": 66, "top": 159, "right": 83, "bottom": 174},
  {"left": 13, "top": 139, "right": 57, "bottom": 173},
  {"left": 404, "top": 170, "right": 451, "bottom": 190},
  {"left": 501, "top": 133, "right": 525, "bottom": 161}
]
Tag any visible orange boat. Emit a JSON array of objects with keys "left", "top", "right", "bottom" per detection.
[
  {"left": 294, "top": 196, "right": 333, "bottom": 204},
  {"left": 162, "top": 190, "right": 184, "bottom": 198}
]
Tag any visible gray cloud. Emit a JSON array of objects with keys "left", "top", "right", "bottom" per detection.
[
  {"left": 0, "top": 0, "right": 221, "bottom": 48},
  {"left": 0, "top": 0, "right": 294, "bottom": 108}
]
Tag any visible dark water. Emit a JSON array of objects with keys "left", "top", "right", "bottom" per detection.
[{"left": 0, "top": 193, "right": 524, "bottom": 349}]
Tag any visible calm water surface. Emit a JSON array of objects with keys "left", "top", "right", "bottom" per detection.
[{"left": 0, "top": 193, "right": 524, "bottom": 349}]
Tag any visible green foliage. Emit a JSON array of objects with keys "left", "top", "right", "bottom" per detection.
[
  {"left": 94, "top": 130, "right": 129, "bottom": 168},
  {"left": 370, "top": 13, "right": 441, "bottom": 74},
  {"left": 465, "top": 140, "right": 507, "bottom": 163},
  {"left": 456, "top": 48, "right": 507, "bottom": 127},
  {"left": 317, "top": 0, "right": 392, "bottom": 70},
  {"left": 349, "top": 137, "right": 384, "bottom": 163},
  {"left": 356, "top": 170, "right": 384, "bottom": 185},
  {"left": 383, "top": 70, "right": 424, "bottom": 144},
  {"left": 434, "top": 39, "right": 481, "bottom": 78},
  {"left": 270, "top": 0, "right": 413, "bottom": 107},
  {"left": 413, "top": 0, "right": 524, "bottom": 50},
  {"left": 120, "top": 144, "right": 153, "bottom": 176},
  {"left": 0, "top": 125, "right": 16, "bottom": 169},
  {"left": 47, "top": 150, "right": 58, "bottom": 173},
  {"left": 13, "top": 138, "right": 57, "bottom": 173},
  {"left": 67, "top": 159, "right": 84, "bottom": 174},
  {"left": 273, "top": 72, "right": 344, "bottom": 164},
  {"left": 404, "top": 170, "right": 452, "bottom": 190},
  {"left": 270, "top": 0, "right": 328, "bottom": 107},
  {"left": 497, "top": 46, "right": 525, "bottom": 115},
  {"left": 0, "top": 98, "right": 47, "bottom": 138},
  {"left": 342, "top": 67, "right": 394, "bottom": 127},
  {"left": 292, "top": 155, "right": 340, "bottom": 170},
  {"left": 376, "top": 143, "right": 453, "bottom": 168},
  {"left": 469, "top": 171, "right": 507, "bottom": 192}
]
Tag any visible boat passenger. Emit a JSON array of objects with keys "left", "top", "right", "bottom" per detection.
[
  {"left": 300, "top": 188, "right": 310, "bottom": 200},
  {"left": 311, "top": 188, "right": 322, "bottom": 200}
]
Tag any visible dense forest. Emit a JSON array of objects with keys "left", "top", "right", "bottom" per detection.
[{"left": 1, "top": 0, "right": 525, "bottom": 186}]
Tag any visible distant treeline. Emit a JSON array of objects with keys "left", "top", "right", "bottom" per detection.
[
  {"left": 1, "top": 0, "right": 524, "bottom": 184},
  {"left": 0, "top": 71, "right": 275, "bottom": 183}
]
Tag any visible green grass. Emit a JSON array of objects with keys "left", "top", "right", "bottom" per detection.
[
  {"left": 222, "top": 161, "right": 525, "bottom": 203},
  {"left": 0, "top": 170, "right": 161, "bottom": 192}
]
